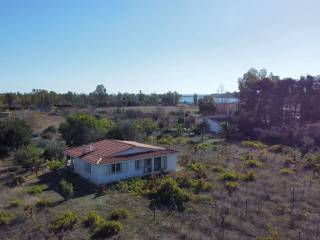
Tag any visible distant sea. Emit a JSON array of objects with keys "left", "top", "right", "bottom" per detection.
[{"left": 179, "top": 95, "right": 239, "bottom": 104}]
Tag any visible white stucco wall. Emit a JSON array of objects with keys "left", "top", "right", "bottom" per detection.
[{"left": 72, "top": 153, "right": 177, "bottom": 185}]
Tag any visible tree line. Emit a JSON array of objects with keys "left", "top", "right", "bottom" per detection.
[
  {"left": 227, "top": 68, "right": 320, "bottom": 149},
  {"left": 0, "top": 85, "right": 181, "bottom": 109}
]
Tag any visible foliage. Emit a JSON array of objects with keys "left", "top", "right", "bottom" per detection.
[
  {"left": 47, "top": 159, "right": 64, "bottom": 172},
  {"left": 198, "top": 96, "right": 216, "bottom": 115},
  {"left": 245, "top": 160, "right": 263, "bottom": 168},
  {"left": 0, "top": 211, "right": 13, "bottom": 226},
  {"left": 84, "top": 211, "right": 105, "bottom": 229},
  {"left": 188, "top": 163, "right": 207, "bottom": 179},
  {"left": 50, "top": 211, "right": 77, "bottom": 232},
  {"left": 153, "top": 178, "right": 192, "bottom": 211},
  {"left": 219, "top": 171, "right": 240, "bottom": 181},
  {"left": 0, "top": 118, "right": 32, "bottom": 155},
  {"left": 92, "top": 220, "right": 123, "bottom": 238},
  {"left": 304, "top": 152, "right": 320, "bottom": 170},
  {"left": 110, "top": 208, "right": 129, "bottom": 221},
  {"left": 59, "top": 179, "right": 74, "bottom": 198},
  {"left": 270, "top": 144, "right": 283, "bottom": 153},
  {"left": 242, "top": 171, "right": 256, "bottom": 182},
  {"left": 225, "top": 181, "right": 238, "bottom": 192},
  {"left": 41, "top": 125, "right": 57, "bottom": 139},
  {"left": 26, "top": 185, "right": 44, "bottom": 195},
  {"left": 157, "top": 135, "right": 174, "bottom": 145},
  {"left": 110, "top": 178, "right": 147, "bottom": 196},
  {"left": 241, "top": 140, "right": 264, "bottom": 149},
  {"left": 135, "top": 118, "right": 158, "bottom": 136},
  {"left": 36, "top": 198, "right": 52, "bottom": 208},
  {"left": 14, "top": 145, "right": 44, "bottom": 173},
  {"left": 107, "top": 120, "right": 136, "bottom": 140},
  {"left": 59, "top": 113, "right": 113, "bottom": 145},
  {"left": 35, "top": 138, "right": 66, "bottom": 160},
  {"left": 9, "top": 199, "right": 23, "bottom": 208},
  {"left": 280, "top": 168, "right": 294, "bottom": 175},
  {"left": 196, "top": 142, "right": 210, "bottom": 151}
]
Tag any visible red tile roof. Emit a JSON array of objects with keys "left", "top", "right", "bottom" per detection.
[{"left": 64, "top": 139, "right": 176, "bottom": 164}]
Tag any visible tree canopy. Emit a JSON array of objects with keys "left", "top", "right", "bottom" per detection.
[{"left": 59, "top": 113, "right": 114, "bottom": 146}]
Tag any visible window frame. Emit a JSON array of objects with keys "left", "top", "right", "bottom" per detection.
[
  {"left": 111, "top": 162, "right": 122, "bottom": 174},
  {"left": 135, "top": 160, "right": 141, "bottom": 171}
]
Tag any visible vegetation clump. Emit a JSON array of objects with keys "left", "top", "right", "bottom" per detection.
[
  {"left": 225, "top": 181, "right": 238, "bottom": 193},
  {"left": 241, "top": 140, "right": 265, "bottom": 149},
  {"left": 92, "top": 220, "right": 123, "bottom": 239},
  {"left": 245, "top": 159, "right": 263, "bottom": 168},
  {"left": 26, "top": 185, "right": 44, "bottom": 195},
  {"left": 219, "top": 171, "right": 240, "bottom": 182},
  {"left": 0, "top": 211, "right": 13, "bottom": 226},
  {"left": 47, "top": 159, "right": 64, "bottom": 172},
  {"left": 9, "top": 199, "right": 23, "bottom": 208},
  {"left": 110, "top": 208, "right": 129, "bottom": 221},
  {"left": 242, "top": 171, "right": 256, "bottom": 182},
  {"left": 50, "top": 211, "right": 77, "bottom": 232},
  {"left": 59, "top": 179, "right": 74, "bottom": 199},
  {"left": 84, "top": 211, "right": 105, "bottom": 229},
  {"left": 153, "top": 178, "right": 192, "bottom": 211},
  {"left": 280, "top": 168, "right": 294, "bottom": 175},
  {"left": 36, "top": 198, "right": 52, "bottom": 208}
]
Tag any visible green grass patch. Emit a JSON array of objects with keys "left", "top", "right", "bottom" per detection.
[
  {"left": 92, "top": 220, "right": 123, "bottom": 239},
  {"left": 50, "top": 211, "right": 77, "bottom": 232},
  {"left": 245, "top": 160, "right": 263, "bottom": 168},
  {"left": 241, "top": 140, "right": 265, "bottom": 149},
  {"left": 8, "top": 199, "right": 23, "bottom": 208},
  {"left": 26, "top": 185, "right": 44, "bottom": 195},
  {"left": 219, "top": 171, "right": 241, "bottom": 181},
  {"left": 110, "top": 208, "right": 129, "bottom": 221},
  {"left": 0, "top": 211, "right": 13, "bottom": 226},
  {"left": 83, "top": 211, "right": 105, "bottom": 229}
]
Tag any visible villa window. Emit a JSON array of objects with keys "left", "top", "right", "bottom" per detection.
[
  {"left": 162, "top": 156, "right": 167, "bottom": 169},
  {"left": 111, "top": 163, "right": 122, "bottom": 174},
  {"left": 135, "top": 160, "right": 141, "bottom": 170}
]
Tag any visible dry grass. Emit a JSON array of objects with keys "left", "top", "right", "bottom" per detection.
[{"left": 1, "top": 140, "right": 320, "bottom": 239}]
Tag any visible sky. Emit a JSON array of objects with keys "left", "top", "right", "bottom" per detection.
[{"left": 1, "top": 0, "right": 320, "bottom": 94}]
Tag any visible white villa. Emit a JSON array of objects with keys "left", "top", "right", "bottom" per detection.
[{"left": 64, "top": 139, "right": 177, "bottom": 185}]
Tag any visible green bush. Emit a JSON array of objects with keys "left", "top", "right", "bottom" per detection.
[
  {"left": 0, "top": 211, "right": 13, "bottom": 226},
  {"left": 92, "top": 220, "right": 123, "bottom": 238},
  {"left": 9, "top": 199, "right": 23, "bottom": 208},
  {"left": 196, "top": 142, "right": 210, "bottom": 151},
  {"left": 219, "top": 171, "right": 240, "bottom": 181},
  {"left": 188, "top": 163, "right": 207, "bottom": 179},
  {"left": 51, "top": 211, "right": 77, "bottom": 231},
  {"left": 26, "top": 185, "right": 44, "bottom": 195},
  {"left": 190, "top": 179, "right": 214, "bottom": 192},
  {"left": 47, "top": 159, "right": 64, "bottom": 172},
  {"left": 280, "top": 168, "right": 294, "bottom": 175},
  {"left": 242, "top": 171, "right": 256, "bottom": 182},
  {"left": 157, "top": 135, "right": 174, "bottom": 145},
  {"left": 110, "top": 208, "right": 129, "bottom": 221},
  {"left": 211, "top": 166, "right": 225, "bottom": 173},
  {"left": 60, "top": 179, "right": 74, "bottom": 198},
  {"left": 111, "top": 178, "right": 147, "bottom": 196},
  {"left": 154, "top": 178, "right": 192, "bottom": 211},
  {"left": 225, "top": 181, "right": 238, "bottom": 192},
  {"left": 84, "top": 211, "right": 105, "bottom": 229},
  {"left": 245, "top": 160, "right": 263, "bottom": 168},
  {"left": 241, "top": 140, "right": 264, "bottom": 149}
]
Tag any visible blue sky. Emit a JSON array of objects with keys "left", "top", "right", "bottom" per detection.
[{"left": 1, "top": 0, "right": 320, "bottom": 94}]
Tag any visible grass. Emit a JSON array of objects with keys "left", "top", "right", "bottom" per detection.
[
  {"left": 26, "top": 185, "right": 44, "bottom": 195},
  {"left": 245, "top": 159, "right": 263, "bottom": 168},
  {"left": 241, "top": 140, "right": 265, "bottom": 149},
  {"left": 1, "top": 139, "right": 320, "bottom": 239}
]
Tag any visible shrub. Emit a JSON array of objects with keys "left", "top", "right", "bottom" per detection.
[
  {"left": 111, "top": 178, "right": 147, "bottom": 196},
  {"left": 154, "top": 178, "right": 192, "bottom": 211},
  {"left": 188, "top": 163, "right": 207, "bottom": 179},
  {"left": 211, "top": 166, "right": 225, "bottom": 173},
  {"left": 0, "top": 211, "right": 13, "bottom": 226},
  {"left": 219, "top": 171, "right": 240, "bottom": 181},
  {"left": 26, "top": 185, "right": 44, "bottom": 195},
  {"left": 245, "top": 160, "right": 263, "bottom": 168},
  {"left": 280, "top": 168, "right": 294, "bottom": 175},
  {"left": 225, "top": 181, "right": 238, "bottom": 192},
  {"left": 242, "top": 171, "right": 256, "bottom": 182},
  {"left": 196, "top": 142, "right": 210, "bottom": 151},
  {"left": 191, "top": 179, "right": 214, "bottom": 193},
  {"left": 84, "top": 211, "right": 105, "bottom": 229},
  {"left": 60, "top": 179, "right": 74, "bottom": 198},
  {"left": 157, "top": 135, "right": 174, "bottom": 145},
  {"left": 110, "top": 208, "right": 129, "bottom": 221},
  {"left": 51, "top": 211, "right": 77, "bottom": 232},
  {"left": 14, "top": 145, "right": 44, "bottom": 174},
  {"left": 36, "top": 198, "right": 52, "bottom": 208},
  {"left": 92, "top": 220, "right": 123, "bottom": 238},
  {"left": 9, "top": 199, "right": 23, "bottom": 208},
  {"left": 256, "top": 227, "right": 279, "bottom": 240},
  {"left": 241, "top": 140, "right": 264, "bottom": 149},
  {"left": 47, "top": 159, "right": 64, "bottom": 172}
]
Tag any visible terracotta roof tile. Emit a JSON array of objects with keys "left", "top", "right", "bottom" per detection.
[{"left": 64, "top": 139, "right": 176, "bottom": 165}]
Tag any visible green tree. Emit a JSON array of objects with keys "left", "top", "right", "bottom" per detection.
[
  {"left": 198, "top": 96, "right": 216, "bottom": 115},
  {"left": 59, "top": 113, "right": 113, "bottom": 146},
  {"left": 14, "top": 145, "right": 44, "bottom": 175},
  {"left": 0, "top": 118, "right": 32, "bottom": 155}
]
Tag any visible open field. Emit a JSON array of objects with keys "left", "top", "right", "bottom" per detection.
[{"left": 1, "top": 139, "right": 320, "bottom": 239}]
